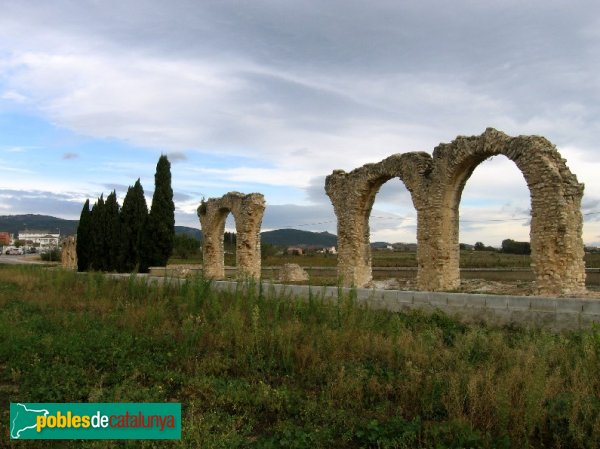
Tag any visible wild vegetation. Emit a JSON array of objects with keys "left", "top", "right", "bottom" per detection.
[{"left": 1, "top": 265, "right": 599, "bottom": 448}]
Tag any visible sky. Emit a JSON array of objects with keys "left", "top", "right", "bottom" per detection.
[{"left": 1, "top": 0, "right": 600, "bottom": 246}]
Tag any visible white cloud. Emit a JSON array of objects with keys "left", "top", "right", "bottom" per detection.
[
  {"left": 0, "top": 0, "right": 599, "bottom": 247},
  {"left": 1, "top": 90, "right": 28, "bottom": 103}
]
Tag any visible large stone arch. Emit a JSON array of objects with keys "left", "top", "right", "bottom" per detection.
[
  {"left": 326, "top": 128, "right": 586, "bottom": 295},
  {"left": 426, "top": 128, "right": 585, "bottom": 294},
  {"left": 325, "top": 152, "right": 432, "bottom": 287},
  {"left": 197, "top": 192, "right": 266, "bottom": 279}
]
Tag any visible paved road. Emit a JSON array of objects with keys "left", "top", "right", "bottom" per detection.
[{"left": 0, "top": 254, "right": 48, "bottom": 265}]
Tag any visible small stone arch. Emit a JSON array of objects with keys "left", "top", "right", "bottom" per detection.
[
  {"left": 325, "top": 152, "right": 431, "bottom": 287},
  {"left": 326, "top": 128, "right": 586, "bottom": 295},
  {"left": 197, "top": 192, "right": 266, "bottom": 279}
]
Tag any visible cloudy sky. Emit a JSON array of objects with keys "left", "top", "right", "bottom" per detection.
[{"left": 1, "top": 0, "right": 600, "bottom": 246}]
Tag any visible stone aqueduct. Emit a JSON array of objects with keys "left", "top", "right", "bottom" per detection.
[
  {"left": 326, "top": 128, "right": 585, "bottom": 295},
  {"left": 190, "top": 128, "right": 586, "bottom": 296}
]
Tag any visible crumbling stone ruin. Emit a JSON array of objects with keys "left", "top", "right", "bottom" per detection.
[
  {"left": 326, "top": 128, "right": 586, "bottom": 295},
  {"left": 61, "top": 235, "right": 77, "bottom": 270},
  {"left": 197, "top": 192, "right": 265, "bottom": 279},
  {"left": 279, "top": 263, "right": 310, "bottom": 282}
]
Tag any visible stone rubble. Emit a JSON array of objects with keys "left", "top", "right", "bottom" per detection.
[{"left": 279, "top": 263, "right": 310, "bottom": 282}]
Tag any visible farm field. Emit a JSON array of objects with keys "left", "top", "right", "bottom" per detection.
[
  {"left": 1, "top": 265, "right": 599, "bottom": 448},
  {"left": 170, "top": 250, "right": 600, "bottom": 269}
]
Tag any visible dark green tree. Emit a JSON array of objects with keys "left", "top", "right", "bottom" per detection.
[
  {"left": 501, "top": 239, "right": 531, "bottom": 255},
  {"left": 120, "top": 179, "right": 148, "bottom": 272},
  {"left": 140, "top": 155, "right": 175, "bottom": 271},
  {"left": 104, "top": 190, "right": 121, "bottom": 271},
  {"left": 172, "top": 234, "right": 200, "bottom": 259},
  {"left": 90, "top": 195, "right": 106, "bottom": 270},
  {"left": 76, "top": 199, "right": 92, "bottom": 271}
]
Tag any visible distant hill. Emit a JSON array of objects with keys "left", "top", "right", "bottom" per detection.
[
  {"left": 260, "top": 229, "right": 337, "bottom": 247},
  {"left": 371, "top": 241, "right": 392, "bottom": 249},
  {"left": 175, "top": 226, "right": 337, "bottom": 247},
  {"left": 174, "top": 226, "right": 202, "bottom": 240},
  {"left": 0, "top": 214, "right": 79, "bottom": 236},
  {"left": 0, "top": 215, "right": 338, "bottom": 247}
]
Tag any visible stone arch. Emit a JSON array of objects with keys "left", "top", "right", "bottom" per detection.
[
  {"left": 427, "top": 128, "right": 585, "bottom": 294},
  {"left": 326, "top": 128, "right": 586, "bottom": 295},
  {"left": 197, "top": 192, "right": 266, "bottom": 279},
  {"left": 325, "top": 152, "right": 431, "bottom": 287}
]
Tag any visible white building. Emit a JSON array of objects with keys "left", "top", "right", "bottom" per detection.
[{"left": 18, "top": 230, "right": 60, "bottom": 249}]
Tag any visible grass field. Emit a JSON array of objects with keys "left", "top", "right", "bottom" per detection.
[
  {"left": 171, "top": 250, "right": 600, "bottom": 269},
  {"left": 2, "top": 265, "right": 600, "bottom": 448}
]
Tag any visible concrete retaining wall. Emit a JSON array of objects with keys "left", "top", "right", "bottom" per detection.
[{"left": 207, "top": 280, "right": 600, "bottom": 332}]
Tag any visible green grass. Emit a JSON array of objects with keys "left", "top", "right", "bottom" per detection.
[{"left": 2, "top": 265, "right": 599, "bottom": 448}]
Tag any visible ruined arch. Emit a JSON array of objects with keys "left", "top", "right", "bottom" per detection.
[
  {"left": 326, "top": 128, "right": 586, "bottom": 295},
  {"left": 197, "top": 192, "right": 266, "bottom": 279},
  {"left": 325, "top": 152, "right": 432, "bottom": 287},
  {"left": 428, "top": 128, "right": 585, "bottom": 294}
]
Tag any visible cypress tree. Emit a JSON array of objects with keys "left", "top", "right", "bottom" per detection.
[
  {"left": 104, "top": 190, "right": 121, "bottom": 271},
  {"left": 120, "top": 179, "right": 148, "bottom": 272},
  {"left": 76, "top": 199, "right": 91, "bottom": 271},
  {"left": 90, "top": 195, "right": 106, "bottom": 271},
  {"left": 140, "top": 155, "right": 175, "bottom": 272}
]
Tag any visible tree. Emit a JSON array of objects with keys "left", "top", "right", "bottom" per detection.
[
  {"left": 76, "top": 199, "right": 92, "bottom": 271},
  {"left": 104, "top": 191, "right": 121, "bottom": 271},
  {"left": 90, "top": 195, "right": 106, "bottom": 270},
  {"left": 173, "top": 234, "right": 200, "bottom": 259},
  {"left": 501, "top": 239, "right": 531, "bottom": 255},
  {"left": 120, "top": 179, "right": 148, "bottom": 272},
  {"left": 140, "top": 155, "right": 175, "bottom": 271},
  {"left": 474, "top": 241, "right": 485, "bottom": 251}
]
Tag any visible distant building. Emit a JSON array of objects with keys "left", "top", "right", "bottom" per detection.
[
  {"left": 286, "top": 247, "right": 304, "bottom": 256},
  {"left": 18, "top": 230, "right": 60, "bottom": 249},
  {"left": 0, "top": 232, "right": 11, "bottom": 246}
]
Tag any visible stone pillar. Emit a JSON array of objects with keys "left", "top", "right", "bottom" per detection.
[
  {"left": 61, "top": 236, "right": 77, "bottom": 270},
  {"left": 527, "top": 162, "right": 586, "bottom": 295},
  {"left": 326, "top": 170, "right": 375, "bottom": 287},
  {"left": 198, "top": 204, "right": 227, "bottom": 279},
  {"left": 234, "top": 194, "right": 266, "bottom": 279}
]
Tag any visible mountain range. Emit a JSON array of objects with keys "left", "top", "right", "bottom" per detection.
[{"left": 0, "top": 214, "right": 338, "bottom": 247}]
